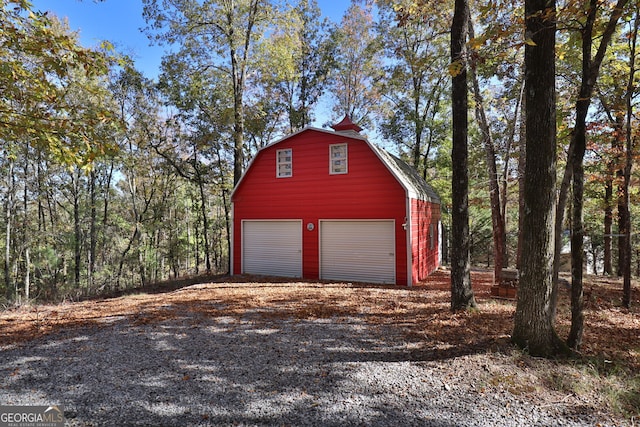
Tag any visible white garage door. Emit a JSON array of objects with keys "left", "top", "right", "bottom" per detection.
[
  {"left": 320, "top": 220, "right": 395, "bottom": 284},
  {"left": 242, "top": 220, "right": 302, "bottom": 278}
]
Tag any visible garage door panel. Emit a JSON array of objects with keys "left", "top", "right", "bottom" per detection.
[
  {"left": 243, "top": 221, "right": 302, "bottom": 278},
  {"left": 320, "top": 220, "right": 395, "bottom": 284}
]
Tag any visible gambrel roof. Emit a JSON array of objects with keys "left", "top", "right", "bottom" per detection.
[
  {"left": 373, "top": 145, "right": 441, "bottom": 204},
  {"left": 233, "top": 125, "right": 441, "bottom": 205}
]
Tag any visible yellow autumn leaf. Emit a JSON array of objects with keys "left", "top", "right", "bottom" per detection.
[
  {"left": 468, "top": 37, "right": 483, "bottom": 50},
  {"left": 448, "top": 60, "right": 464, "bottom": 77},
  {"left": 524, "top": 37, "right": 537, "bottom": 46}
]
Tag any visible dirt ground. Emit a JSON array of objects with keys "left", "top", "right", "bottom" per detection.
[{"left": 1, "top": 268, "right": 638, "bottom": 420}]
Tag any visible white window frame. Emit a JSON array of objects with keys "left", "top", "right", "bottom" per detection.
[
  {"left": 276, "top": 148, "right": 292, "bottom": 178},
  {"left": 329, "top": 143, "right": 348, "bottom": 175}
]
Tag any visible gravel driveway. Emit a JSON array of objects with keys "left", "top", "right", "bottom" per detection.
[{"left": 0, "top": 282, "right": 624, "bottom": 426}]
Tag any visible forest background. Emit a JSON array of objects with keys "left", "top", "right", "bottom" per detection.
[{"left": 1, "top": 0, "right": 638, "bottom": 305}]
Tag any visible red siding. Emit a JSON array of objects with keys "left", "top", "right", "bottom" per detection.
[
  {"left": 232, "top": 130, "right": 409, "bottom": 284},
  {"left": 410, "top": 198, "right": 441, "bottom": 283}
]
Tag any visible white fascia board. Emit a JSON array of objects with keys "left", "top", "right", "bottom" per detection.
[
  {"left": 366, "top": 142, "right": 416, "bottom": 200},
  {"left": 405, "top": 197, "right": 413, "bottom": 287},
  {"left": 230, "top": 202, "right": 235, "bottom": 275}
]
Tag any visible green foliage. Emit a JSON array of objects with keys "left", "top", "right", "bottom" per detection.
[
  {"left": 0, "top": 1, "right": 122, "bottom": 167},
  {"left": 327, "top": 1, "right": 384, "bottom": 128},
  {"left": 377, "top": 0, "right": 451, "bottom": 173},
  {"left": 252, "top": 0, "right": 333, "bottom": 133},
  {"left": 1, "top": 0, "right": 639, "bottom": 304}
]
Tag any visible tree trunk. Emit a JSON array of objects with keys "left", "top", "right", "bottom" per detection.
[
  {"left": 512, "top": 0, "right": 569, "bottom": 356},
  {"left": 4, "top": 158, "right": 15, "bottom": 298},
  {"left": 617, "top": 173, "right": 625, "bottom": 277},
  {"left": 500, "top": 81, "right": 524, "bottom": 269},
  {"left": 191, "top": 204, "right": 199, "bottom": 274},
  {"left": 553, "top": 0, "right": 628, "bottom": 323},
  {"left": 117, "top": 175, "right": 140, "bottom": 289},
  {"left": 517, "top": 83, "right": 526, "bottom": 270},
  {"left": 5, "top": 158, "right": 14, "bottom": 299},
  {"left": 73, "top": 169, "right": 81, "bottom": 289},
  {"left": 552, "top": 142, "right": 573, "bottom": 313},
  {"left": 612, "top": 113, "right": 625, "bottom": 278},
  {"left": 232, "top": 81, "right": 245, "bottom": 186},
  {"left": 196, "top": 172, "right": 212, "bottom": 273},
  {"left": 621, "top": 7, "right": 638, "bottom": 308},
  {"left": 214, "top": 144, "right": 232, "bottom": 274},
  {"left": 36, "top": 150, "right": 45, "bottom": 233},
  {"left": 101, "top": 161, "right": 113, "bottom": 267},
  {"left": 23, "top": 170, "right": 30, "bottom": 300},
  {"left": 450, "top": 0, "right": 477, "bottom": 311},
  {"left": 468, "top": 18, "right": 505, "bottom": 284},
  {"left": 566, "top": 0, "right": 600, "bottom": 350},
  {"left": 227, "top": 0, "right": 262, "bottom": 185},
  {"left": 621, "top": 166, "right": 633, "bottom": 309},
  {"left": 603, "top": 175, "right": 613, "bottom": 275},
  {"left": 568, "top": 157, "right": 585, "bottom": 349},
  {"left": 21, "top": 146, "right": 30, "bottom": 301},
  {"left": 89, "top": 170, "right": 97, "bottom": 289}
]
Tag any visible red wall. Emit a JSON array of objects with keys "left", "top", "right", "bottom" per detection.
[
  {"left": 232, "top": 130, "right": 409, "bottom": 284},
  {"left": 410, "top": 198, "right": 441, "bottom": 283}
]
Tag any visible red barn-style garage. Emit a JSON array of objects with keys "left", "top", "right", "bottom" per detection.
[{"left": 230, "top": 117, "right": 441, "bottom": 286}]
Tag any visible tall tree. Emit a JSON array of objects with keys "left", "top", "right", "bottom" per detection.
[
  {"left": 292, "top": 0, "right": 332, "bottom": 130},
  {"left": 377, "top": 0, "right": 450, "bottom": 177},
  {"left": 464, "top": 1, "right": 526, "bottom": 273},
  {"left": 553, "top": 0, "right": 628, "bottom": 325},
  {"left": 558, "top": 0, "right": 629, "bottom": 348},
  {"left": 603, "top": 167, "right": 614, "bottom": 275},
  {"left": 0, "top": 2, "right": 118, "bottom": 167},
  {"left": 512, "top": 0, "right": 568, "bottom": 356},
  {"left": 143, "top": 0, "right": 270, "bottom": 185},
  {"left": 3, "top": 154, "right": 15, "bottom": 297},
  {"left": 249, "top": 0, "right": 333, "bottom": 137},
  {"left": 329, "top": 1, "right": 384, "bottom": 127},
  {"left": 450, "top": 0, "right": 477, "bottom": 311},
  {"left": 620, "top": 5, "right": 637, "bottom": 308},
  {"left": 466, "top": 15, "right": 515, "bottom": 284}
]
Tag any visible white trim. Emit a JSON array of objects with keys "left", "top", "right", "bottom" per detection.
[
  {"left": 231, "top": 126, "right": 440, "bottom": 204},
  {"left": 405, "top": 198, "right": 413, "bottom": 287},
  {"left": 367, "top": 144, "right": 418, "bottom": 200},
  {"left": 230, "top": 127, "right": 366, "bottom": 199},
  {"left": 230, "top": 202, "right": 235, "bottom": 275},
  {"left": 231, "top": 126, "right": 438, "bottom": 205},
  {"left": 329, "top": 143, "right": 348, "bottom": 175},
  {"left": 276, "top": 148, "right": 293, "bottom": 178},
  {"left": 438, "top": 220, "right": 443, "bottom": 266}
]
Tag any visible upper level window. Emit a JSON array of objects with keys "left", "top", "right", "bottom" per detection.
[
  {"left": 276, "top": 148, "right": 292, "bottom": 178},
  {"left": 330, "top": 143, "right": 348, "bottom": 174}
]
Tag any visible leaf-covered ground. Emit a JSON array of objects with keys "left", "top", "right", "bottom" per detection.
[{"left": 1, "top": 268, "right": 638, "bottom": 421}]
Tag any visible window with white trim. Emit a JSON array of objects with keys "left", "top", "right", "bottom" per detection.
[
  {"left": 276, "top": 148, "right": 292, "bottom": 178},
  {"left": 330, "top": 143, "right": 348, "bottom": 174}
]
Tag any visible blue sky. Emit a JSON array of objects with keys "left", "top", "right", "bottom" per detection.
[{"left": 30, "top": 0, "right": 349, "bottom": 79}]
